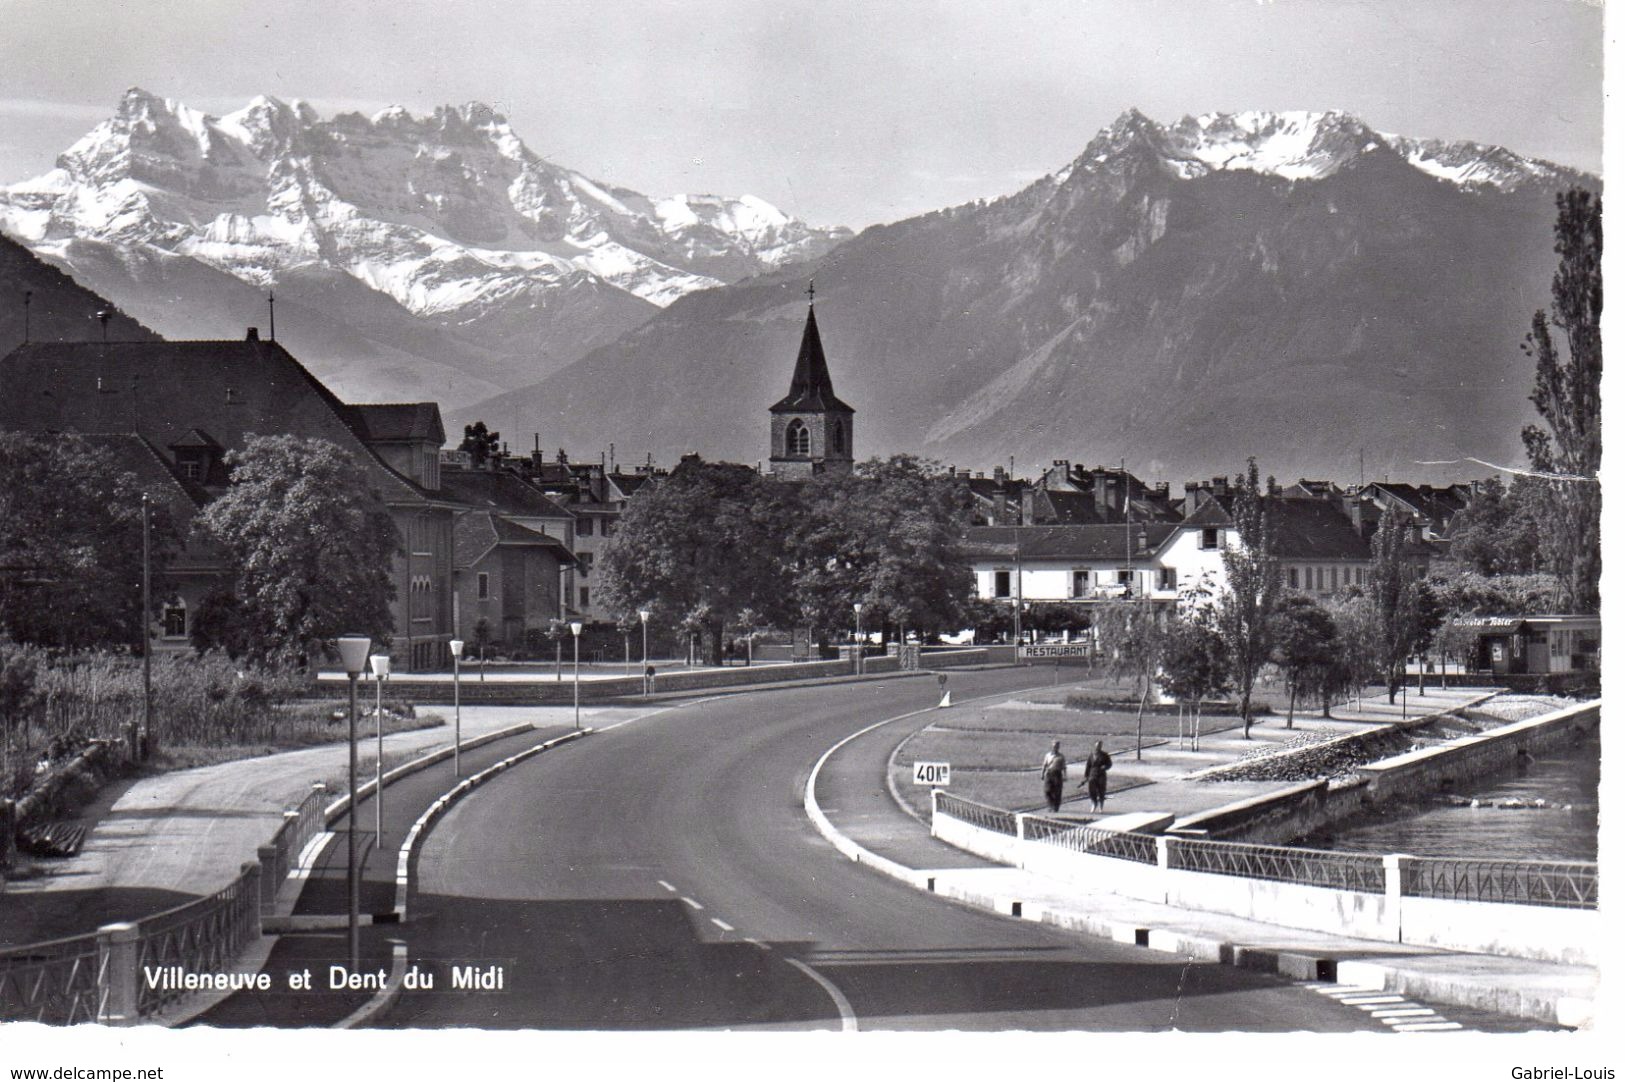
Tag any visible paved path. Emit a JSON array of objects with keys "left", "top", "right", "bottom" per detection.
[
  {"left": 0, "top": 703, "right": 644, "bottom": 946},
  {"left": 820, "top": 682, "right": 1590, "bottom": 1028}
]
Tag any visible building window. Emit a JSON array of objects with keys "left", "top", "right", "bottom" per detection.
[
  {"left": 1288, "top": 567, "right": 1299, "bottom": 589},
  {"left": 579, "top": 586, "right": 590, "bottom": 608},
  {"left": 786, "top": 419, "right": 811, "bottom": 456},
  {"left": 179, "top": 460, "right": 203, "bottom": 481},
  {"left": 993, "top": 570, "right": 1011, "bottom": 598},
  {"left": 830, "top": 418, "right": 845, "bottom": 454},
  {"left": 1072, "top": 571, "right": 1087, "bottom": 598},
  {"left": 161, "top": 599, "right": 187, "bottom": 639},
  {"left": 1316, "top": 568, "right": 1325, "bottom": 591},
  {"left": 1117, "top": 569, "right": 1132, "bottom": 584},
  {"left": 1200, "top": 528, "right": 1220, "bottom": 550},
  {"left": 577, "top": 552, "right": 593, "bottom": 575},
  {"left": 1158, "top": 567, "right": 1176, "bottom": 591},
  {"left": 578, "top": 518, "right": 594, "bottom": 537},
  {"left": 477, "top": 572, "right": 489, "bottom": 600}
]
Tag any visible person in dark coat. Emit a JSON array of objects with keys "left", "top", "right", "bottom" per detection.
[
  {"left": 1040, "top": 740, "right": 1067, "bottom": 813},
  {"left": 1080, "top": 740, "right": 1113, "bottom": 812}
]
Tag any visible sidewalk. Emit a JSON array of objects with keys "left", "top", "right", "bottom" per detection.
[
  {"left": 0, "top": 702, "right": 641, "bottom": 947},
  {"left": 811, "top": 683, "right": 1596, "bottom": 1028}
]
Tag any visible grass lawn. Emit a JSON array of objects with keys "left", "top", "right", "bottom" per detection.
[{"left": 139, "top": 707, "right": 445, "bottom": 774}]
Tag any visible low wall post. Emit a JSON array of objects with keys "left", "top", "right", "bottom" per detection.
[
  {"left": 1155, "top": 835, "right": 1172, "bottom": 870},
  {"left": 1016, "top": 813, "right": 1029, "bottom": 841},
  {"left": 95, "top": 922, "right": 140, "bottom": 1025},
  {"left": 1383, "top": 853, "right": 1410, "bottom": 943},
  {"left": 257, "top": 844, "right": 279, "bottom": 911}
]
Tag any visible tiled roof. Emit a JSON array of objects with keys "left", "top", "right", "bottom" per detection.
[
  {"left": 769, "top": 306, "right": 854, "bottom": 414},
  {"left": 0, "top": 340, "right": 431, "bottom": 506},
  {"left": 347, "top": 403, "right": 445, "bottom": 444},
  {"left": 964, "top": 524, "right": 1179, "bottom": 560},
  {"left": 1267, "top": 498, "right": 1373, "bottom": 560},
  {"left": 439, "top": 466, "right": 575, "bottom": 520},
  {"left": 454, "top": 511, "right": 575, "bottom": 569}
]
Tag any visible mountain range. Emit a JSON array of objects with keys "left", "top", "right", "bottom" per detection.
[
  {"left": 451, "top": 109, "right": 1590, "bottom": 482},
  {"left": 0, "top": 88, "right": 850, "bottom": 405},
  {"left": 1, "top": 100, "right": 1592, "bottom": 482}
]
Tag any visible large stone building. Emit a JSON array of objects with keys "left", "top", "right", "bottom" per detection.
[
  {"left": 768, "top": 298, "right": 854, "bottom": 479},
  {"left": 0, "top": 332, "right": 463, "bottom": 669}
]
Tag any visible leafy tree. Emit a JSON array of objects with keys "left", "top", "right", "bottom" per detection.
[
  {"left": 1156, "top": 616, "right": 1229, "bottom": 750},
  {"left": 1447, "top": 476, "right": 1542, "bottom": 576},
  {"left": 1095, "top": 600, "right": 1164, "bottom": 758},
  {"left": 1321, "top": 593, "right": 1381, "bottom": 716},
  {"left": 598, "top": 460, "right": 789, "bottom": 664},
  {"left": 1427, "top": 569, "right": 1565, "bottom": 616},
  {"left": 1217, "top": 460, "right": 1281, "bottom": 737},
  {"left": 199, "top": 435, "right": 398, "bottom": 667},
  {"left": 459, "top": 422, "right": 502, "bottom": 468},
  {"left": 1367, "top": 506, "right": 1426, "bottom": 703},
  {"left": 0, "top": 433, "right": 175, "bottom": 651},
  {"left": 0, "top": 637, "right": 46, "bottom": 770},
  {"left": 792, "top": 456, "right": 973, "bottom": 643},
  {"left": 1429, "top": 613, "right": 1482, "bottom": 684},
  {"left": 1270, "top": 595, "right": 1338, "bottom": 729},
  {"left": 1520, "top": 188, "right": 1602, "bottom": 612}
]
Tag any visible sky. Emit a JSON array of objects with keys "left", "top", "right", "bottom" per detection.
[{"left": 0, "top": 0, "right": 1606, "bottom": 229}]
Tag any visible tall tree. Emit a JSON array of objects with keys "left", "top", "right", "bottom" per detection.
[
  {"left": 1270, "top": 595, "right": 1339, "bottom": 729},
  {"left": 1095, "top": 599, "right": 1164, "bottom": 758},
  {"left": 199, "top": 435, "right": 399, "bottom": 666},
  {"left": 1367, "top": 506, "right": 1426, "bottom": 703},
  {"left": 793, "top": 456, "right": 973, "bottom": 643},
  {"left": 1446, "top": 476, "right": 1543, "bottom": 576},
  {"left": 1217, "top": 459, "right": 1281, "bottom": 738},
  {"left": 0, "top": 433, "right": 174, "bottom": 651},
  {"left": 597, "top": 460, "right": 790, "bottom": 663},
  {"left": 1520, "top": 188, "right": 1602, "bottom": 612},
  {"left": 459, "top": 422, "right": 502, "bottom": 468}
]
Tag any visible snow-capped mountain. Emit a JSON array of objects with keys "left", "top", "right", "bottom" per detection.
[
  {"left": 0, "top": 88, "right": 850, "bottom": 404},
  {"left": 1066, "top": 108, "right": 1580, "bottom": 191},
  {"left": 455, "top": 108, "right": 1592, "bottom": 482}
]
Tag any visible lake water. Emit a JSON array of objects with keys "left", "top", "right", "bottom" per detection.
[{"left": 1299, "top": 735, "right": 1600, "bottom": 862}]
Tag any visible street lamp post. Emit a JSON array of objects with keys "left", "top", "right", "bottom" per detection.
[
  {"left": 639, "top": 609, "right": 651, "bottom": 697},
  {"left": 853, "top": 603, "right": 864, "bottom": 676},
  {"left": 370, "top": 654, "right": 390, "bottom": 840},
  {"left": 449, "top": 639, "right": 464, "bottom": 777},
  {"left": 336, "top": 636, "right": 371, "bottom": 971},
  {"left": 570, "top": 621, "right": 583, "bottom": 729}
]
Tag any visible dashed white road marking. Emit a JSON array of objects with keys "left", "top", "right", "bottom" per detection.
[
  {"left": 711, "top": 917, "right": 735, "bottom": 932},
  {"left": 1391, "top": 1021, "right": 1464, "bottom": 1032},
  {"left": 681, "top": 896, "right": 704, "bottom": 911},
  {"left": 785, "top": 958, "right": 858, "bottom": 1032},
  {"left": 657, "top": 880, "right": 676, "bottom": 892},
  {"left": 1340, "top": 995, "right": 1406, "bottom": 1005},
  {"left": 1372, "top": 1008, "right": 1438, "bottom": 1018}
]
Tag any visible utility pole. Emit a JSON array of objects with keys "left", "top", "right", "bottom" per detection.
[{"left": 141, "top": 493, "right": 152, "bottom": 759}]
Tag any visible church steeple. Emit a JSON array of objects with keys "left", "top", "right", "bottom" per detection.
[{"left": 769, "top": 286, "right": 855, "bottom": 478}]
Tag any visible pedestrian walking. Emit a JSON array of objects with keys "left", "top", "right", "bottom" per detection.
[
  {"left": 1080, "top": 740, "right": 1113, "bottom": 812},
  {"left": 1040, "top": 740, "right": 1067, "bottom": 813}
]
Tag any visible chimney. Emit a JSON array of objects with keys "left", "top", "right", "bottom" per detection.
[
  {"left": 1020, "top": 487, "right": 1036, "bottom": 526},
  {"left": 993, "top": 465, "right": 1006, "bottom": 484},
  {"left": 1184, "top": 481, "right": 1200, "bottom": 517},
  {"left": 245, "top": 327, "right": 259, "bottom": 341},
  {"left": 1094, "top": 472, "right": 1110, "bottom": 512}
]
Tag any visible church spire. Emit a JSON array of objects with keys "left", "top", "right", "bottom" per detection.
[{"left": 771, "top": 289, "right": 853, "bottom": 414}]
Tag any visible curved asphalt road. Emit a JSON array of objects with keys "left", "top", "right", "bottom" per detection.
[{"left": 382, "top": 670, "right": 1411, "bottom": 1031}]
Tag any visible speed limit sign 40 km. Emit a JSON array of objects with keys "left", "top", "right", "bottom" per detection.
[{"left": 913, "top": 761, "right": 951, "bottom": 786}]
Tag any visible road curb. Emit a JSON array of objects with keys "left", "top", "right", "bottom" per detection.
[
  {"left": 800, "top": 689, "right": 1584, "bottom": 1028},
  {"left": 333, "top": 727, "right": 592, "bottom": 1028}
]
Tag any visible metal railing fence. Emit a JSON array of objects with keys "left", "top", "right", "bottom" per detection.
[
  {"left": 1024, "top": 815, "right": 1158, "bottom": 864},
  {"left": 0, "top": 930, "right": 106, "bottom": 1024},
  {"left": 1164, "top": 837, "right": 1388, "bottom": 892},
  {"left": 934, "top": 791, "right": 1018, "bottom": 836},
  {"left": 1402, "top": 857, "right": 1597, "bottom": 910},
  {"left": 133, "top": 863, "right": 261, "bottom": 1017}
]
